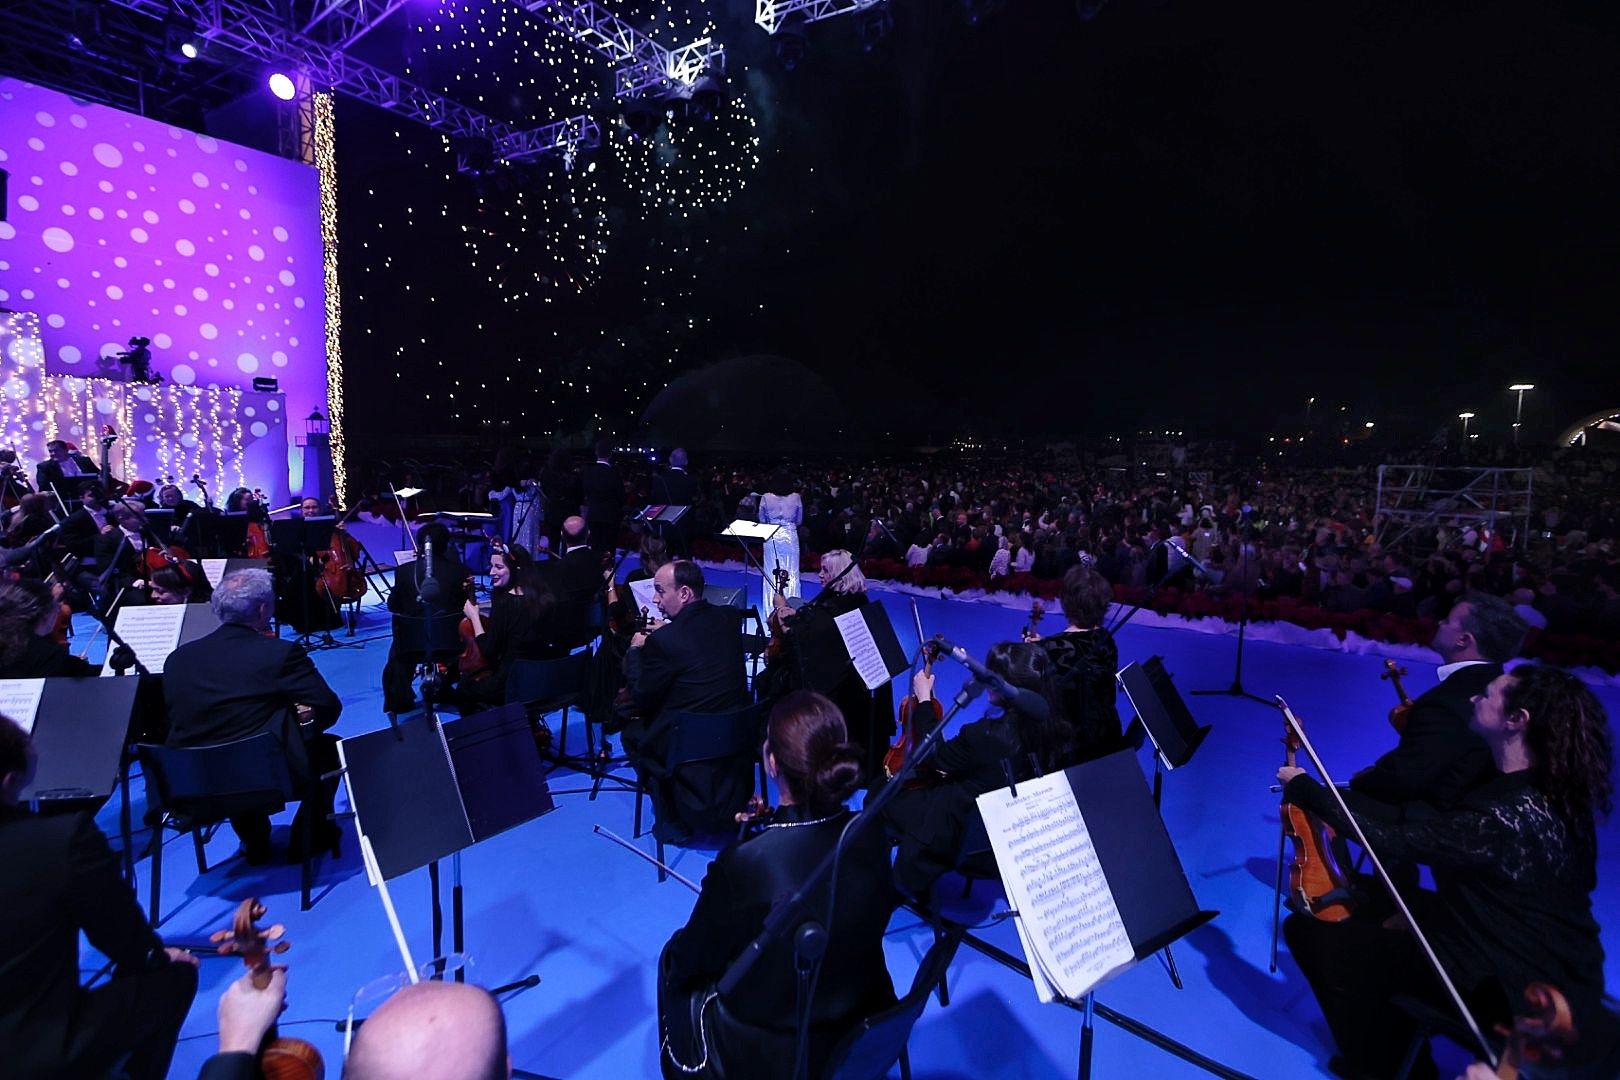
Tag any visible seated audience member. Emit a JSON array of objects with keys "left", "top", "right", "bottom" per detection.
[
  {"left": 0, "top": 579, "right": 95, "bottom": 678},
  {"left": 659, "top": 691, "right": 897, "bottom": 1080},
  {"left": 0, "top": 714, "right": 199, "bottom": 1080},
  {"left": 1031, "top": 562, "right": 1124, "bottom": 761},
  {"left": 345, "top": 980, "right": 512, "bottom": 1080},
  {"left": 458, "top": 544, "right": 561, "bottom": 709},
  {"left": 622, "top": 560, "right": 751, "bottom": 840},
  {"left": 884, "top": 641, "right": 1071, "bottom": 899},
  {"left": 163, "top": 568, "right": 342, "bottom": 864},
  {"left": 1281, "top": 665, "right": 1614, "bottom": 1080}
]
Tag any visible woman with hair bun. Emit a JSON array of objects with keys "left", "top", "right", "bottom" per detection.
[{"left": 658, "top": 690, "right": 898, "bottom": 1080}]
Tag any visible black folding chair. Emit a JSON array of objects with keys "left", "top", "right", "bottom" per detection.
[
  {"left": 135, "top": 733, "right": 322, "bottom": 923},
  {"left": 821, "top": 927, "right": 963, "bottom": 1080},
  {"left": 631, "top": 700, "right": 770, "bottom": 880},
  {"left": 507, "top": 650, "right": 596, "bottom": 758}
]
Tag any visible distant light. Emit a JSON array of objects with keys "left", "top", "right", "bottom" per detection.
[
  {"left": 1364, "top": 422, "right": 1375, "bottom": 428},
  {"left": 180, "top": 41, "right": 199, "bottom": 59},
  {"left": 1458, "top": 412, "right": 1475, "bottom": 420},
  {"left": 1508, "top": 383, "right": 1535, "bottom": 392},
  {"left": 268, "top": 72, "right": 297, "bottom": 101}
]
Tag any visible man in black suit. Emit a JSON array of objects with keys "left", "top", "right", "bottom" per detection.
[
  {"left": 55, "top": 483, "right": 111, "bottom": 560},
  {"left": 1349, "top": 592, "right": 1528, "bottom": 812},
  {"left": 34, "top": 439, "right": 101, "bottom": 503},
  {"left": 580, "top": 437, "right": 624, "bottom": 556},
  {"left": 92, "top": 499, "right": 153, "bottom": 607},
  {"left": 542, "top": 515, "right": 605, "bottom": 649},
  {"left": 381, "top": 522, "right": 470, "bottom": 714},
  {"left": 0, "top": 714, "right": 200, "bottom": 1080},
  {"left": 650, "top": 447, "right": 700, "bottom": 556},
  {"left": 163, "top": 568, "right": 343, "bottom": 862},
  {"left": 623, "top": 560, "right": 751, "bottom": 840}
]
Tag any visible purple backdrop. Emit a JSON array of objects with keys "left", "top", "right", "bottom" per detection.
[{"left": 0, "top": 78, "right": 328, "bottom": 500}]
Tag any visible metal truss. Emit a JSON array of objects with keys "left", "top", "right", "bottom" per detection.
[
  {"left": 300, "top": 0, "right": 413, "bottom": 50},
  {"left": 755, "top": 0, "right": 881, "bottom": 35},
  {"left": 1375, "top": 465, "right": 1535, "bottom": 551},
  {"left": 516, "top": 0, "right": 725, "bottom": 98},
  {"left": 90, "top": 0, "right": 597, "bottom": 165}
]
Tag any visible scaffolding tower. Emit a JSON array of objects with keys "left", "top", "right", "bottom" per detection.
[{"left": 1375, "top": 465, "right": 1534, "bottom": 551}]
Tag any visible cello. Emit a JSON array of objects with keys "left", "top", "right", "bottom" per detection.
[
  {"left": 317, "top": 516, "right": 367, "bottom": 608},
  {"left": 210, "top": 898, "right": 324, "bottom": 1080}
]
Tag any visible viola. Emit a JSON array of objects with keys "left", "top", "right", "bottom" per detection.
[
  {"left": 210, "top": 898, "right": 324, "bottom": 1080},
  {"left": 1279, "top": 712, "right": 1355, "bottom": 922},
  {"left": 885, "top": 639, "right": 944, "bottom": 782},
  {"left": 1381, "top": 658, "right": 1414, "bottom": 736}
]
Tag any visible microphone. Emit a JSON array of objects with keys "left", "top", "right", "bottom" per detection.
[
  {"left": 418, "top": 540, "right": 444, "bottom": 606},
  {"left": 935, "top": 638, "right": 1050, "bottom": 722}
]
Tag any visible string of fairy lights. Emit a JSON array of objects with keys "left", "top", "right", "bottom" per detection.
[
  {"left": 344, "top": 0, "right": 760, "bottom": 437},
  {"left": 314, "top": 91, "right": 348, "bottom": 504}
]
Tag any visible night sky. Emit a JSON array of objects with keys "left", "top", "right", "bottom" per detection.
[{"left": 334, "top": 0, "right": 1620, "bottom": 448}]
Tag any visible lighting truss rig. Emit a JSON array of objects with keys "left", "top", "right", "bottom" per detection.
[{"left": 755, "top": 0, "right": 883, "bottom": 35}]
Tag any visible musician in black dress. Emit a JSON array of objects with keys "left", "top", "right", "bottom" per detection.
[
  {"left": 884, "top": 640, "right": 1073, "bottom": 899},
  {"left": 458, "top": 544, "right": 562, "bottom": 709},
  {"left": 659, "top": 690, "right": 897, "bottom": 1080},
  {"left": 1031, "top": 563, "right": 1124, "bottom": 761},
  {"left": 1280, "top": 665, "right": 1614, "bottom": 1079},
  {"left": 0, "top": 580, "right": 95, "bottom": 678}
]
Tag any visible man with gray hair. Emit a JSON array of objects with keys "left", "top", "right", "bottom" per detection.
[{"left": 162, "top": 569, "right": 343, "bottom": 864}]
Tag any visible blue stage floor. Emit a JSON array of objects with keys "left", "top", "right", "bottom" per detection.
[{"left": 81, "top": 569, "right": 1620, "bottom": 1079}]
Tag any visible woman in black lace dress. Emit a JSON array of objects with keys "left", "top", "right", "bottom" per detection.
[
  {"left": 1279, "top": 665, "right": 1615, "bottom": 1079},
  {"left": 1032, "top": 562, "right": 1123, "bottom": 761}
]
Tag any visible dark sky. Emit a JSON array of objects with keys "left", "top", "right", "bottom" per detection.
[{"left": 337, "top": 0, "right": 1620, "bottom": 447}]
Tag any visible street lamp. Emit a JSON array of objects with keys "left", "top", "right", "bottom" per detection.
[
  {"left": 1508, "top": 383, "right": 1535, "bottom": 446},
  {"left": 1458, "top": 411, "right": 1475, "bottom": 445}
]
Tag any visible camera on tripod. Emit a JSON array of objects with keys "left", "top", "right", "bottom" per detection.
[{"left": 114, "top": 335, "right": 161, "bottom": 383}]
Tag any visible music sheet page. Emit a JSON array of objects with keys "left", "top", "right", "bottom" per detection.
[
  {"left": 104, "top": 603, "right": 188, "bottom": 676},
  {"left": 0, "top": 679, "right": 47, "bottom": 735},
  {"left": 199, "top": 558, "right": 229, "bottom": 588},
  {"left": 834, "top": 608, "right": 891, "bottom": 690},
  {"left": 977, "top": 771, "right": 1135, "bottom": 1002}
]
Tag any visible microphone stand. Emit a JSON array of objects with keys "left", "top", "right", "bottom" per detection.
[
  {"left": 1191, "top": 514, "right": 1270, "bottom": 707},
  {"left": 716, "top": 676, "right": 987, "bottom": 1080}
]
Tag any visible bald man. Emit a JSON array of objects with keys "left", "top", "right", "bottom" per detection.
[
  {"left": 345, "top": 981, "right": 509, "bottom": 1080},
  {"left": 542, "top": 515, "right": 605, "bottom": 648}
]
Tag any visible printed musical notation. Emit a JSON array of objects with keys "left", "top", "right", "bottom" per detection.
[
  {"left": 977, "top": 772, "right": 1134, "bottom": 1003},
  {"left": 834, "top": 608, "right": 892, "bottom": 691},
  {"left": 0, "top": 679, "right": 47, "bottom": 735},
  {"left": 104, "top": 603, "right": 188, "bottom": 676}
]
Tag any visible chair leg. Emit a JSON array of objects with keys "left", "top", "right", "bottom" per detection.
[
  {"left": 633, "top": 783, "right": 644, "bottom": 839},
  {"left": 148, "top": 820, "right": 164, "bottom": 927},
  {"left": 299, "top": 808, "right": 313, "bottom": 911},
  {"left": 556, "top": 706, "right": 568, "bottom": 758},
  {"left": 899, "top": 1044, "right": 912, "bottom": 1080},
  {"left": 193, "top": 829, "right": 209, "bottom": 874},
  {"left": 932, "top": 918, "right": 951, "bottom": 1007},
  {"left": 656, "top": 835, "right": 667, "bottom": 884}
]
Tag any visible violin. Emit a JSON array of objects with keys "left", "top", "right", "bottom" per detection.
[
  {"left": 458, "top": 577, "right": 492, "bottom": 680},
  {"left": 210, "top": 898, "right": 324, "bottom": 1080},
  {"left": 1381, "top": 658, "right": 1414, "bottom": 736},
  {"left": 885, "top": 639, "right": 943, "bottom": 781},
  {"left": 1491, "top": 982, "right": 1577, "bottom": 1079},
  {"left": 1279, "top": 711, "right": 1355, "bottom": 922},
  {"left": 765, "top": 562, "right": 792, "bottom": 664}
]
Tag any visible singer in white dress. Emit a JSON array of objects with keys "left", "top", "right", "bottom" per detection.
[{"left": 757, "top": 483, "right": 802, "bottom": 623}]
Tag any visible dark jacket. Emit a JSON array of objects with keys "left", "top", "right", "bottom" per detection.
[
  {"left": 0, "top": 635, "right": 97, "bottom": 679},
  {"left": 1349, "top": 662, "right": 1500, "bottom": 810},
  {"left": 542, "top": 545, "right": 604, "bottom": 648},
  {"left": 387, "top": 553, "right": 471, "bottom": 655},
  {"left": 35, "top": 455, "right": 100, "bottom": 501},
  {"left": 651, "top": 467, "right": 699, "bottom": 508},
  {"left": 625, "top": 599, "right": 749, "bottom": 720},
  {"left": 662, "top": 805, "right": 898, "bottom": 1078},
  {"left": 581, "top": 460, "right": 624, "bottom": 527},
  {"left": 163, "top": 623, "right": 341, "bottom": 782},
  {"left": 0, "top": 807, "right": 166, "bottom": 1077}
]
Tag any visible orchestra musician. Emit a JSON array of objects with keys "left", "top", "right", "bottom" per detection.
[
  {"left": 1279, "top": 665, "right": 1613, "bottom": 1079},
  {"left": 93, "top": 499, "right": 153, "bottom": 606},
  {"left": 622, "top": 560, "right": 752, "bottom": 842},
  {"left": 543, "top": 516, "right": 607, "bottom": 650},
  {"left": 1, "top": 713, "right": 199, "bottom": 1080},
  {"left": 649, "top": 447, "right": 699, "bottom": 556},
  {"left": 382, "top": 521, "right": 469, "bottom": 715},
  {"left": 1029, "top": 563, "right": 1126, "bottom": 762},
  {"left": 56, "top": 483, "right": 111, "bottom": 559},
  {"left": 33, "top": 439, "right": 100, "bottom": 503},
  {"left": 152, "top": 483, "right": 201, "bottom": 541},
  {"left": 0, "top": 580, "right": 95, "bottom": 678},
  {"left": 458, "top": 544, "right": 563, "bottom": 710},
  {"left": 581, "top": 438, "right": 625, "bottom": 556},
  {"left": 163, "top": 569, "right": 343, "bottom": 865},
  {"left": 148, "top": 560, "right": 211, "bottom": 606},
  {"left": 269, "top": 497, "right": 343, "bottom": 634},
  {"left": 658, "top": 691, "right": 897, "bottom": 1080},
  {"left": 883, "top": 640, "right": 1073, "bottom": 900}
]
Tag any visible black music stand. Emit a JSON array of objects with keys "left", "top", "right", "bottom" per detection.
[
  {"left": 339, "top": 708, "right": 558, "bottom": 1078},
  {"left": 202, "top": 512, "right": 252, "bottom": 559},
  {"left": 1116, "top": 657, "right": 1211, "bottom": 990},
  {"left": 980, "top": 750, "right": 1222, "bottom": 1080},
  {"left": 635, "top": 503, "right": 690, "bottom": 555},
  {"left": 790, "top": 600, "right": 908, "bottom": 770},
  {"left": 269, "top": 517, "right": 351, "bottom": 650}
]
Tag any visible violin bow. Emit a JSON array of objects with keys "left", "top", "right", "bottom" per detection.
[
  {"left": 591, "top": 824, "right": 699, "bottom": 893},
  {"left": 1277, "top": 696, "right": 1498, "bottom": 1068}
]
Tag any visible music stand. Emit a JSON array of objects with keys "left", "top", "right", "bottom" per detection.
[
  {"left": 204, "top": 512, "right": 252, "bottom": 559},
  {"left": 1116, "top": 656, "right": 1211, "bottom": 990},
  {"left": 339, "top": 705, "right": 555, "bottom": 1076},
  {"left": 719, "top": 519, "right": 784, "bottom": 617},
  {"left": 635, "top": 503, "right": 690, "bottom": 555}
]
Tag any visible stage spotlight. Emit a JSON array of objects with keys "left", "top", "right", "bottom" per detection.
[
  {"left": 773, "top": 25, "right": 808, "bottom": 70},
  {"left": 164, "top": 21, "right": 202, "bottom": 62},
  {"left": 857, "top": 3, "right": 893, "bottom": 50},
  {"left": 451, "top": 134, "right": 497, "bottom": 175},
  {"left": 621, "top": 97, "right": 662, "bottom": 138},
  {"left": 267, "top": 71, "right": 297, "bottom": 101}
]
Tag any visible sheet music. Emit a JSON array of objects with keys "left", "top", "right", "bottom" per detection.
[
  {"left": 833, "top": 608, "right": 890, "bottom": 691},
  {"left": 0, "top": 679, "right": 47, "bottom": 735},
  {"left": 720, "top": 520, "right": 780, "bottom": 540},
  {"left": 103, "top": 603, "right": 188, "bottom": 676},
  {"left": 627, "top": 577, "right": 658, "bottom": 615},
  {"left": 199, "top": 558, "right": 229, "bottom": 588},
  {"left": 977, "top": 771, "right": 1135, "bottom": 1003}
]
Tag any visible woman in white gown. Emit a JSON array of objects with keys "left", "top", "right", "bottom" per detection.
[{"left": 757, "top": 469, "right": 802, "bottom": 626}]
